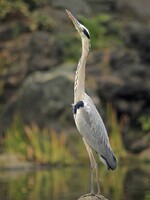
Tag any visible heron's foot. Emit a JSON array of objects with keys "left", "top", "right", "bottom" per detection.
[
  {"left": 95, "top": 194, "right": 108, "bottom": 200},
  {"left": 80, "top": 192, "right": 95, "bottom": 198},
  {"left": 96, "top": 191, "right": 101, "bottom": 196},
  {"left": 80, "top": 192, "right": 105, "bottom": 199}
]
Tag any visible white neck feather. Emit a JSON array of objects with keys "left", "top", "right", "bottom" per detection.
[{"left": 74, "top": 38, "right": 90, "bottom": 103}]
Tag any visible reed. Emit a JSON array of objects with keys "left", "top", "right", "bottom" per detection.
[
  {"left": 106, "top": 103, "right": 127, "bottom": 159},
  {"left": 5, "top": 115, "right": 86, "bottom": 165}
]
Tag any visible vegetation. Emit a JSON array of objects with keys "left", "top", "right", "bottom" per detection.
[
  {"left": 139, "top": 115, "right": 150, "bottom": 134},
  {"left": 0, "top": 0, "right": 29, "bottom": 20},
  {"left": 0, "top": 0, "right": 55, "bottom": 32},
  {"left": 5, "top": 115, "right": 88, "bottom": 165},
  {"left": 61, "top": 13, "right": 123, "bottom": 61},
  {"left": 80, "top": 14, "right": 123, "bottom": 49},
  {"left": 106, "top": 103, "right": 127, "bottom": 159},
  {"left": 4, "top": 103, "right": 127, "bottom": 166}
]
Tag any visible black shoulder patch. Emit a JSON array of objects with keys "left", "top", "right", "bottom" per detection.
[
  {"left": 73, "top": 101, "right": 84, "bottom": 114},
  {"left": 83, "top": 29, "right": 90, "bottom": 39}
]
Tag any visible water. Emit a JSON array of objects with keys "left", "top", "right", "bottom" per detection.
[{"left": 0, "top": 164, "right": 149, "bottom": 200}]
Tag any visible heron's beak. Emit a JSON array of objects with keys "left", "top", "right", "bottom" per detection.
[{"left": 66, "top": 10, "right": 82, "bottom": 32}]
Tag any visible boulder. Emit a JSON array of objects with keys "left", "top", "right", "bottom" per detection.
[{"left": 0, "top": 66, "right": 75, "bottom": 133}]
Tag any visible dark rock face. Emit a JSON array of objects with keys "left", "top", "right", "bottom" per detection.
[
  {"left": 124, "top": 23, "right": 150, "bottom": 63},
  {"left": 0, "top": 31, "right": 63, "bottom": 109},
  {"left": 97, "top": 21, "right": 150, "bottom": 125},
  {"left": 98, "top": 49, "right": 150, "bottom": 120},
  {"left": 116, "top": 0, "right": 150, "bottom": 19},
  {"left": 95, "top": 22, "right": 150, "bottom": 152}
]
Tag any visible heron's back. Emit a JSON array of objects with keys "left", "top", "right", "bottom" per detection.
[{"left": 74, "top": 94, "right": 117, "bottom": 170}]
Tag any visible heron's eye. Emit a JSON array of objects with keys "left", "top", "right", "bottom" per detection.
[{"left": 83, "top": 29, "right": 90, "bottom": 39}]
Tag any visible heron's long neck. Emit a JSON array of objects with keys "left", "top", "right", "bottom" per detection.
[{"left": 74, "top": 39, "right": 90, "bottom": 103}]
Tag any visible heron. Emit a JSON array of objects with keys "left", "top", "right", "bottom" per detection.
[{"left": 66, "top": 10, "right": 117, "bottom": 196}]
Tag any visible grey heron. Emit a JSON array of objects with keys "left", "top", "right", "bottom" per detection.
[{"left": 66, "top": 10, "right": 117, "bottom": 196}]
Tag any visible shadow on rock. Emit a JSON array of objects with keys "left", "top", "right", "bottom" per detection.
[{"left": 77, "top": 194, "right": 108, "bottom": 200}]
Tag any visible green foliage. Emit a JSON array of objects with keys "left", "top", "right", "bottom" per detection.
[
  {"left": 139, "top": 115, "right": 150, "bottom": 133},
  {"left": 62, "top": 13, "right": 123, "bottom": 61},
  {"left": 5, "top": 115, "right": 88, "bottom": 165},
  {"left": 80, "top": 14, "right": 123, "bottom": 49},
  {"left": 0, "top": 0, "right": 29, "bottom": 20},
  {"left": 58, "top": 33, "right": 81, "bottom": 61},
  {"left": 30, "top": 11, "right": 55, "bottom": 31},
  {"left": 5, "top": 105, "right": 127, "bottom": 166},
  {"left": 6, "top": 115, "right": 28, "bottom": 156},
  {"left": 0, "top": 0, "right": 54, "bottom": 32}
]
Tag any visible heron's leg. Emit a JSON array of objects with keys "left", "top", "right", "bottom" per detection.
[
  {"left": 89, "top": 150, "right": 101, "bottom": 195},
  {"left": 82, "top": 138, "right": 101, "bottom": 195},
  {"left": 82, "top": 138, "right": 94, "bottom": 194}
]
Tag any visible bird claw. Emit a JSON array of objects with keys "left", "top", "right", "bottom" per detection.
[
  {"left": 80, "top": 192, "right": 105, "bottom": 199},
  {"left": 80, "top": 192, "right": 95, "bottom": 198}
]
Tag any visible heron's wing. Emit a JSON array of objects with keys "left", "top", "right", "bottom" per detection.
[
  {"left": 75, "top": 100, "right": 109, "bottom": 153},
  {"left": 74, "top": 95, "right": 117, "bottom": 170}
]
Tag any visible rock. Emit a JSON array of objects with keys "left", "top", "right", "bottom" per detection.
[
  {"left": 26, "top": 31, "right": 63, "bottom": 72},
  {"left": 87, "top": 0, "right": 116, "bottom": 12},
  {"left": 116, "top": 0, "right": 150, "bottom": 19},
  {"left": 0, "top": 22, "right": 28, "bottom": 41},
  {"left": 0, "top": 31, "right": 63, "bottom": 111},
  {"left": 124, "top": 22, "right": 150, "bottom": 63},
  {"left": 51, "top": 0, "right": 92, "bottom": 16},
  {"left": 0, "top": 31, "right": 63, "bottom": 75},
  {"left": 0, "top": 65, "right": 75, "bottom": 133}
]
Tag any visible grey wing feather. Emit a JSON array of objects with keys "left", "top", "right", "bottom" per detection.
[{"left": 74, "top": 94, "right": 117, "bottom": 170}]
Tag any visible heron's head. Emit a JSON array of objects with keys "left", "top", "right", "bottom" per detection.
[{"left": 66, "top": 10, "right": 90, "bottom": 41}]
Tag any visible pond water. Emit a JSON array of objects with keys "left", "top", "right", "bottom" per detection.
[{"left": 0, "top": 164, "right": 149, "bottom": 200}]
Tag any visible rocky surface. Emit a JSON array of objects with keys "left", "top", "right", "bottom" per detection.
[
  {"left": 0, "top": 0, "right": 150, "bottom": 153},
  {"left": 0, "top": 65, "right": 75, "bottom": 133}
]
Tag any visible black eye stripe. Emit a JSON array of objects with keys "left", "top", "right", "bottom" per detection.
[{"left": 83, "top": 29, "right": 90, "bottom": 39}]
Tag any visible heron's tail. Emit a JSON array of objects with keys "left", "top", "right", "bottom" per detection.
[{"left": 99, "top": 148, "right": 117, "bottom": 170}]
